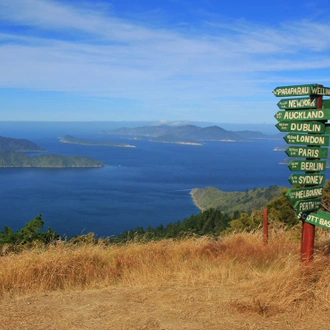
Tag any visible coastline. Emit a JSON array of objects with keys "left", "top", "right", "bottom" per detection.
[
  {"left": 60, "top": 140, "right": 135, "bottom": 148},
  {"left": 59, "top": 136, "right": 135, "bottom": 148},
  {"left": 190, "top": 188, "right": 204, "bottom": 211}
]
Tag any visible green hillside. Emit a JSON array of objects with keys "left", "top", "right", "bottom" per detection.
[
  {"left": 0, "top": 136, "right": 45, "bottom": 152},
  {"left": 191, "top": 185, "right": 288, "bottom": 214}
]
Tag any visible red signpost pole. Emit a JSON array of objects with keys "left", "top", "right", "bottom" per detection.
[
  {"left": 263, "top": 207, "right": 268, "bottom": 244},
  {"left": 301, "top": 221, "right": 315, "bottom": 264},
  {"left": 300, "top": 94, "right": 323, "bottom": 264}
]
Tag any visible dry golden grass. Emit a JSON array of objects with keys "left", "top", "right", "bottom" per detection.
[{"left": 2, "top": 230, "right": 330, "bottom": 329}]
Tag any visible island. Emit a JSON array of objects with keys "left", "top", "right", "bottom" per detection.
[
  {"left": 0, "top": 151, "right": 105, "bottom": 168},
  {"left": 150, "top": 134, "right": 202, "bottom": 145},
  {"left": 103, "top": 124, "right": 281, "bottom": 144},
  {"left": 59, "top": 135, "right": 135, "bottom": 148},
  {"left": 274, "top": 146, "right": 286, "bottom": 151},
  {"left": 0, "top": 136, "right": 45, "bottom": 152}
]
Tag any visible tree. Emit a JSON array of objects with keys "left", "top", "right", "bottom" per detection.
[
  {"left": 266, "top": 191, "right": 297, "bottom": 227},
  {"left": 0, "top": 214, "right": 57, "bottom": 249}
]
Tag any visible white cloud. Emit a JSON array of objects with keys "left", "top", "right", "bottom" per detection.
[{"left": 1, "top": 0, "right": 330, "bottom": 121}]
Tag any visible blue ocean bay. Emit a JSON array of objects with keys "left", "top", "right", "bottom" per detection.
[{"left": 0, "top": 122, "right": 299, "bottom": 237}]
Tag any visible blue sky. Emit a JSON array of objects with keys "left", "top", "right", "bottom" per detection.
[{"left": 1, "top": 0, "right": 330, "bottom": 124}]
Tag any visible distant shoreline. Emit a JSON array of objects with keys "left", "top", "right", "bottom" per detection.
[
  {"left": 59, "top": 136, "right": 135, "bottom": 148},
  {"left": 190, "top": 188, "right": 204, "bottom": 211}
]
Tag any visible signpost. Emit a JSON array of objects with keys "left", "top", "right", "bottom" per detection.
[{"left": 273, "top": 83, "right": 330, "bottom": 264}]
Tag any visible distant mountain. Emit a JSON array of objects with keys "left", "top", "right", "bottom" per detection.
[
  {"left": 0, "top": 151, "right": 105, "bottom": 168},
  {"left": 0, "top": 136, "right": 45, "bottom": 152},
  {"left": 103, "top": 124, "right": 279, "bottom": 143}
]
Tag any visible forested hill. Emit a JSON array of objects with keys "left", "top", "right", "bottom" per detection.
[
  {"left": 103, "top": 124, "right": 280, "bottom": 143},
  {"left": 0, "top": 151, "right": 105, "bottom": 168},
  {"left": 191, "top": 185, "right": 287, "bottom": 214},
  {"left": 0, "top": 136, "right": 45, "bottom": 152}
]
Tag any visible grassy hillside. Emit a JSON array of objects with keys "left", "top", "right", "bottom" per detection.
[
  {"left": 191, "top": 185, "right": 287, "bottom": 214},
  {"left": 1, "top": 230, "right": 330, "bottom": 329}
]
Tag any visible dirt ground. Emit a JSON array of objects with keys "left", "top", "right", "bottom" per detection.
[{"left": 1, "top": 284, "right": 330, "bottom": 330}]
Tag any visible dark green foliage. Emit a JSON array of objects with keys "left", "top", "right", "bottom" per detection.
[
  {"left": 114, "top": 209, "right": 231, "bottom": 243},
  {"left": 266, "top": 190, "right": 298, "bottom": 226},
  {"left": 0, "top": 151, "right": 105, "bottom": 167},
  {"left": 0, "top": 214, "right": 58, "bottom": 250},
  {"left": 114, "top": 184, "right": 304, "bottom": 242}
]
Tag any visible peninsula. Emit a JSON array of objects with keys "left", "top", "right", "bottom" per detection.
[
  {"left": 0, "top": 151, "right": 105, "bottom": 168},
  {"left": 0, "top": 136, "right": 45, "bottom": 152},
  {"left": 191, "top": 185, "right": 287, "bottom": 215},
  {"left": 60, "top": 135, "right": 135, "bottom": 148}
]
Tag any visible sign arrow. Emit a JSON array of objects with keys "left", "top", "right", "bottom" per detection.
[
  {"left": 273, "top": 84, "right": 317, "bottom": 97},
  {"left": 276, "top": 122, "right": 325, "bottom": 133},
  {"left": 288, "top": 173, "right": 325, "bottom": 185},
  {"left": 288, "top": 160, "right": 326, "bottom": 172},
  {"left": 294, "top": 198, "right": 322, "bottom": 212},
  {"left": 285, "top": 146, "right": 328, "bottom": 159},
  {"left": 305, "top": 210, "right": 330, "bottom": 230},
  {"left": 274, "top": 109, "right": 330, "bottom": 122},
  {"left": 286, "top": 186, "right": 323, "bottom": 201},
  {"left": 273, "top": 84, "right": 330, "bottom": 97},
  {"left": 284, "top": 133, "right": 329, "bottom": 146},
  {"left": 277, "top": 97, "right": 317, "bottom": 109}
]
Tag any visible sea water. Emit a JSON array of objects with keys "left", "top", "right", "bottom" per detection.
[{"left": 0, "top": 122, "right": 297, "bottom": 237}]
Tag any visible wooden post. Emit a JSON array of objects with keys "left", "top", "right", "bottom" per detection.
[
  {"left": 300, "top": 93, "right": 322, "bottom": 264},
  {"left": 301, "top": 220, "right": 315, "bottom": 264},
  {"left": 263, "top": 207, "right": 268, "bottom": 244}
]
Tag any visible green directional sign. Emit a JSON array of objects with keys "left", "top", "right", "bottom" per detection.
[
  {"left": 305, "top": 210, "right": 330, "bottom": 230},
  {"left": 274, "top": 109, "right": 330, "bottom": 122},
  {"left": 273, "top": 84, "right": 317, "bottom": 97},
  {"left": 273, "top": 84, "right": 330, "bottom": 97},
  {"left": 285, "top": 146, "right": 328, "bottom": 159},
  {"left": 276, "top": 121, "right": 325, "bottom": 133},
  {"left": 289, "top": 173, "right": 325, "bottom": 185},
  {"left": 311, "top": 85, "right": 330, "bottom": 96},
  {"left": 288, "top": 160, "right": 326, "bottom": 172},
  {"left": 294, "top": 198, "right": 322, "bottom": 212},
  {"left": 284, "top": 133, "right": 329, "bottom": 146},
  {"left": 277, "top": 97, "right": 317, "bottom": 109},
  {"left": 286, "top": 186, "right": 323, "bottom": 201}
]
